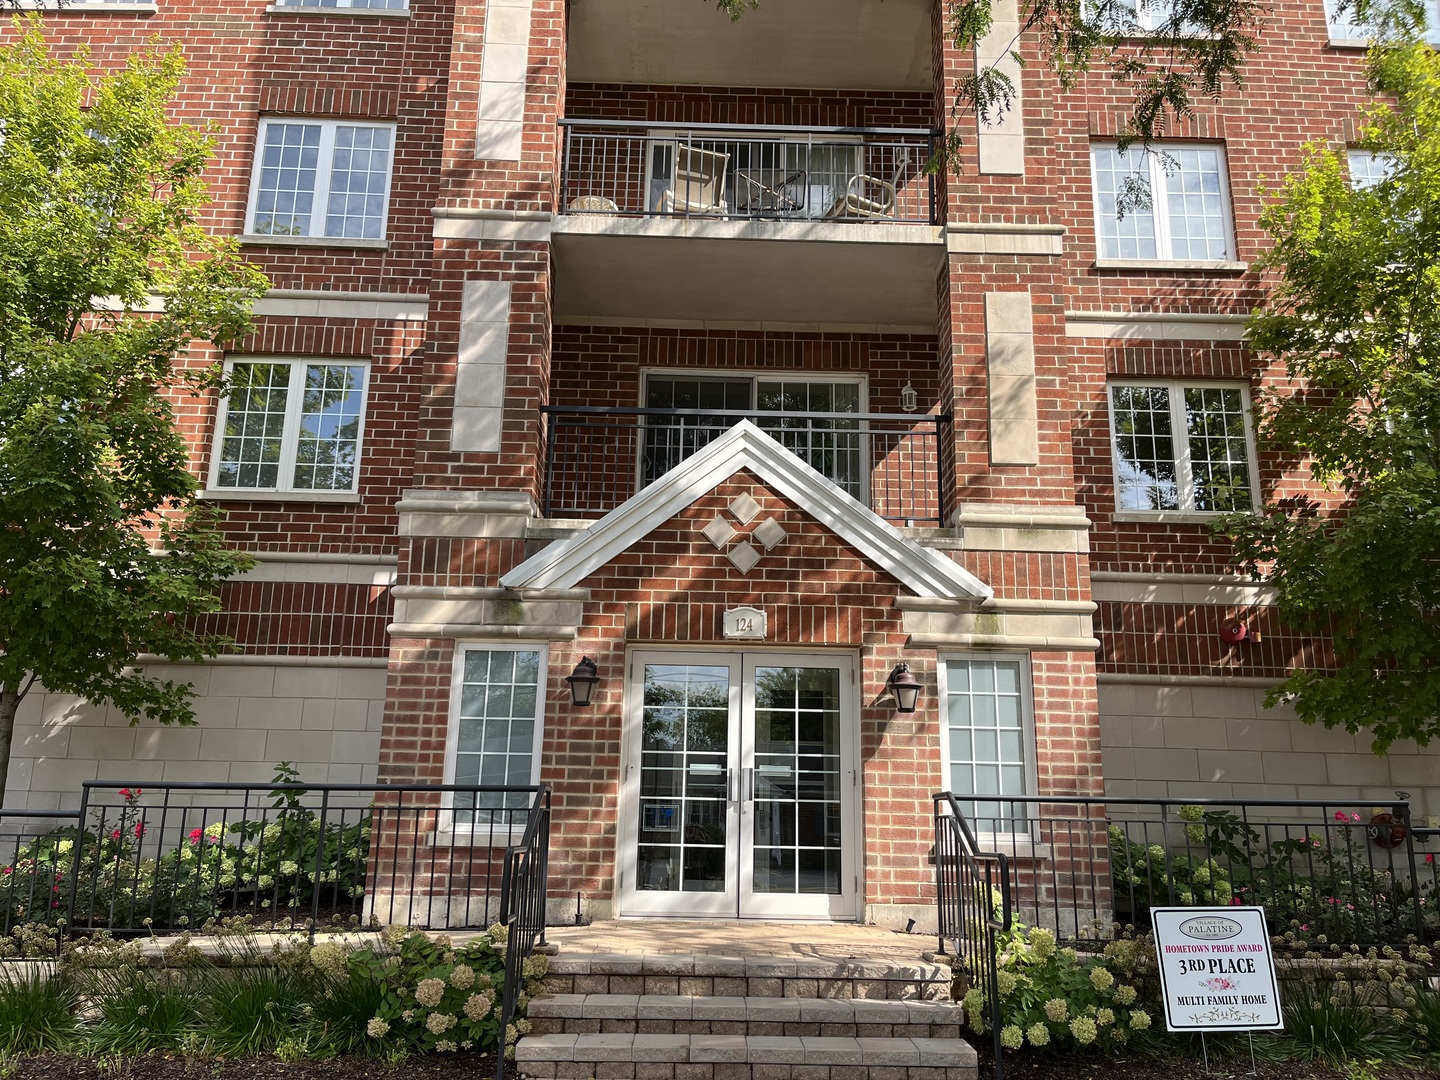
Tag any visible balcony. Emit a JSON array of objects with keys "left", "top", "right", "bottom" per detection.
[
  {"left": 552, "top": 123, "right": 945, "bottom": 328},
  {"left": 540, "top": 407, "right": 950, "bottom": 526}
]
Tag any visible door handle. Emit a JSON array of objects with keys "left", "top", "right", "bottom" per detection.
[
  {"left": 727, "top": 767, "right": 736, "bottom": 802},
  {"left": 743, "top": 767, "right": 754, "bottom": 803}
]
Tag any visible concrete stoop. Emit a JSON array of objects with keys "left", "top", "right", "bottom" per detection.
[{"left": 516, "top": 951, "right": 977, "bottom": 1080}]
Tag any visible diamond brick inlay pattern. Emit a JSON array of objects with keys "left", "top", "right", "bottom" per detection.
[
  {"left": 727, "top": 541, "right": 761, "bottom": 574},
  {"left": 753, "top": 517, "right": 787, "bottom": 550},
  {"left": 703, "top": 514, "right": 737, "bottom": 549},
  {"left": 728, "top": 493, "right": 761, "bottom": 524}
]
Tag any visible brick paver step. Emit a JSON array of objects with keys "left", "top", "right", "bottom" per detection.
[
  {"left": 527, "top": 993, "right": 965, "bottom": 1038},
  {"left": 515, "top": 1032, "right": 979, "bottom": 1080},
  {"left": 540, "top": 952, "right": 952, "bottom": 1001}
]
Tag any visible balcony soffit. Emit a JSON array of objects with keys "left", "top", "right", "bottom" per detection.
[
  {"left": 566, "top": 0, "right": 935, "bottom": 92},
  {"left": 551, "top": 226, "right": 944, "bottom": 329},
  {"left": 500, "top": 420, "right": 992, "bottom": 603}
]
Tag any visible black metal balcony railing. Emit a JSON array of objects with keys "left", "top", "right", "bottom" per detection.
[
  {"left": 541, "top": 406, "right": 950, "bottom": 525},
  {"left": 559, "top": 120, "right": 938, "bottom": 224}
]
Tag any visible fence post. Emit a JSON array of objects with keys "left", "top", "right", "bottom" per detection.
[
  {"left": 310, "top": 788, "right": 331, "bottom": 943},
  {"left": 1398, "top": 799, "right": 1425, "bottom": 940},
  {"left": 1160, "top": 802, "right": 1177, "bottom": 907},
  {"left": 63, "top": 783, "right": 92, "bottom": 934}
]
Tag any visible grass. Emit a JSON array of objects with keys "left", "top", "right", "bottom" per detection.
[
  {"left": 0, "top": 968, "right": 78, "bottom": 1054},
  {"left": 300, "top": 966, "right": 388, "bottom": 1057},
  {"left": 1275, "top": 984, "right": 1414, "bottom": 1067},
  {"left": 87, "top": 972, "right": 202, "bottom": 1055}
]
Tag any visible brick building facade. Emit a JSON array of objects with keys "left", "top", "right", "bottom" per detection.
[{"left": 9, "top": 0, "right": 1438, "bottom": 926}]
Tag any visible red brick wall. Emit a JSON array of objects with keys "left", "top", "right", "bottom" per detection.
[{"left": 376, "top": 471, "right": 1102, "bottom": 909}]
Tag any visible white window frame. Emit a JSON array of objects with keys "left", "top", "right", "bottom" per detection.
[
  {"left": 1347, "top": 148, "right": 1396, "bottom": 190},
  {"left": 244, "top": 118, "right": 396, "bottom": 242},
  {"left": 207, "top": 357, "right": 371, "bottom": 496},
  {"left": 937, "top": 654, "right": 1038, "bottom": 843},
  {"left": 1324, "top": 0, "right": 1440, "bottom": 45},
  {"left": 442, "top": 643, "right": 548, "bottom": 844},
  {"left": 1106, "top": 379, "right": 1261, "bottom": 516},
  {"left": 1104, "top": 0, "right": 1206, "bottom": 34},
  {"left": 1090, "top": 142, "right": 1237, "bottom": 263}
]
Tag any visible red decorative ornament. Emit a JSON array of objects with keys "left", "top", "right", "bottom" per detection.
[
  {"left": 1219, "top": 618, "right": 1249, "bottom": 644},
  {"left": 1367, "top": 812, "right": 1408, "bottom": 849}
]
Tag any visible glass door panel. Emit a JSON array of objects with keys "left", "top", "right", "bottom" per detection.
[
  {"left": 627, "top": 659, "right": 739, "bottom": 913},
  {"left": 620, "top": 652, "right": 856, "bottom": 919}
]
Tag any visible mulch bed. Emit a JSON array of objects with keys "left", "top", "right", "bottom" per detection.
[
  {"left": 5, "top": 1056, "right": 497, "bottom": 1079},
  {"left": 976, "top": 1045, "right": 1431, "bottom": 1080},
  {"left": 6, "top": 1050, "right": 1436, "bottom": 1080}
]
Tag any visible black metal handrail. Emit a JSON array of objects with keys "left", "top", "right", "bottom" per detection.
[
  {"left": 0, "top": 781, "right": 554, "bottom": 936},
  {"left": 558, "top": 119, "right": 938, "bottom": 224},
  {"left": 933, "top": 792, "right": 1011, "bottom": 1080},
  {"left": 540, "top": 405, "right": 950, "bottom": 525},
  {"left": 496, "top": 785, "right": 551, "bottom": 1080},
  {"left": 948, "top": 794, "right": 1433, "bottom": 948}
]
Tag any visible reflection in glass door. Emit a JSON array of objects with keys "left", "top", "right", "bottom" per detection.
[{"left": 619, "top": 652, "right": 856, "bottom": 919}]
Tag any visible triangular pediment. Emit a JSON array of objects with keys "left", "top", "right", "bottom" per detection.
[{"left": 500, "top": 421, "right": 992, "bottom": 602}]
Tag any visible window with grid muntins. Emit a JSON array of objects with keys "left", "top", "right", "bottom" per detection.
[
  {"left": 944, "top": 658, "right": 1029, "bottom": 834},
  {"left": 453, "top": 649, "right": 543, "bottom": 826},
  {"left": 1091, "top": 143, "right": 1233, "bottom": 261},
  {"left": 248, "top": 120, "right": 394, "bottom": 240},
  {"left": 1347, "top": 150, "right": 1395, "bottom": 191},
  {"left": 1324, "top": 0, "right": 1440, "bottom": 43},
  {"left": 213, "top": 361, "right": 367, "bottom": 493},
  {"left": 1109, "top": 382, "right": 1256, "bottom": 513}
]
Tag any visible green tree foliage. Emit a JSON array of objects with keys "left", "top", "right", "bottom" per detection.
[
  {"left": 1228, "top": 40, "right": 1440, "bottom": 752},
  {"left": 0, "top": 21, "right": 268, "bottom": 801}
]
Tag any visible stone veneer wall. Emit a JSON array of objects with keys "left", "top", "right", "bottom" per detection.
[
  {"left": 9, "top": 662, "right": 386, "bottom": 810},
  {"left": 1098, "top": 681, "right": 1440, "bottom": 822}
]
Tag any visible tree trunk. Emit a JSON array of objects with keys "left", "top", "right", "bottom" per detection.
[{"left": 0, "top": 687, "right": 17, "bottom": 810}]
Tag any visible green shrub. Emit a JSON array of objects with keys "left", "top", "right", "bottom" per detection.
[
  {"left": 356, "top": 925, "right": 545, "bottom": 1057},
  {"left": 963, "top": 919, "right": 1159, "bottom": 1054},
  {"left": 0, "top": 766, "right": 373, "bottom": 932},
  {"left": 1109, "top": 805, "right": 1435, "bottom": 945},
  {"left": 301, "top": 941, "right": 388, "bottom": 1058},
  {"left": 0, "top": 968, "right": 78, "bottom": 1054}
]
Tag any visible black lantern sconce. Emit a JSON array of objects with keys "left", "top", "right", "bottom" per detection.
[
  {"left": 566, "top": 656, "right": 600, "bottom": 707},
  {"left": 886, "top": 662, "right": 921, "bottom": 714}
]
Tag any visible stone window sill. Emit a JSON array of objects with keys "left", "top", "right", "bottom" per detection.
[
  {"left": 1094, "top": 259, "right": 1247, "bottom": 273},
  {"left": 240, "top": 234, "right": 390, "bottom": 250},
  {"left": 25, "top": 3, "right": 157, "bottom": 11},
  {"left": 265, "top": 4, "right": 411, "bottom": 18},
  {"left": 200, "top": 489, "right": 362, "bottom": 505},
  {"left": 1112, "top": 510, "right": 1234, "bottom": 525}
]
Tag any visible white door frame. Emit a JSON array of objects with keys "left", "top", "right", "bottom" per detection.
[{"left": 616, "top": 648, "right": 860, "bottom": 920}]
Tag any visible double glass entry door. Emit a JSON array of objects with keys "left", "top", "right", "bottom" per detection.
[{"left": 619, "top": 652, "right": 857, "bottom": 919}]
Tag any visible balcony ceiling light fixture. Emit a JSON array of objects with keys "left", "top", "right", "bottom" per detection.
[{"left": 900, "top": 382, "right": 919, "bottom": 413}]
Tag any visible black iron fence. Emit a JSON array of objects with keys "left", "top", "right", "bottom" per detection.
[
  {"left": 934, "top": 792, "right": 1011, "bottom": 1080},
  {"left": 497, "top": 787, "right": 551, "bottom": 1080},
  {"left": 540, "top": 405, "right": 950, "bottom": 524},
  {"left": 939, "top": 794, "right": 1439, "bottom": 948},
  {"left": 559, "top": 120, "right": 938, "bottom": 224},
  {"left": 0, "top": 781, "right": 550, "bottom": 936}
]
